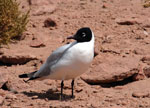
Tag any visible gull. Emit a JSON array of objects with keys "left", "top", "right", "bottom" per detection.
[{"left": 19, "top": 27, "right": 95, "bottom": 99}]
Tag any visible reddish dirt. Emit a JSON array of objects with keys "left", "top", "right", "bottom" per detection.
[{"left": 1, "top": 0, "right": 150, "bottom": 107}]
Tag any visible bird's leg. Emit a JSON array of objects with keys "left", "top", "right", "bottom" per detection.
[
  {"left": 71, "top": 79, "right": 74, "bottom": 98},
  {"left": 61, "top": 80, "right": 64, "bottom": 100}
]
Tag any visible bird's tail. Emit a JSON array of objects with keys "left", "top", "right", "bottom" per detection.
[{"left": 19, "top": 71, "right": 37, "bottom": 78}]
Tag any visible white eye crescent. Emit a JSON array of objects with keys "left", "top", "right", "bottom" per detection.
[{"left": 82, "top": 32, "right": 86, "bottom": 37}]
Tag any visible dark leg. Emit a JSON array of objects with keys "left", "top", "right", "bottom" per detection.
[
  {"left": 61, "top": 80, "right": 64, "bottom": 99},
  {"left": 71, "top": 79, "right": 74, "bottom": 98}
]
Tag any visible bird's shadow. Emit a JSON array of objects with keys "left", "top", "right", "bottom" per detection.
[{"left": 22, "top": 89, "right": 73, "bottom": 101}]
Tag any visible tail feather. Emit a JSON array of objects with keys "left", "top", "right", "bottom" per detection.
[
  {"left": 19, "top": 71, "right": 37, "bottom": 78},
  {"left": 24, "top": 76, "right": 40, "bottom": 82},
  {"left": 19, "top": 74, "right": 28, "bottom": 78}
]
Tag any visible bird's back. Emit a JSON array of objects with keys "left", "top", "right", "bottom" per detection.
[{"left": 48, "top": 36, "right": 94, "bottom": 80}]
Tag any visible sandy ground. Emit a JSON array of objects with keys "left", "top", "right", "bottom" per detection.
[{"left": 1, "top": 0, "right": 150, "bottom": 107}]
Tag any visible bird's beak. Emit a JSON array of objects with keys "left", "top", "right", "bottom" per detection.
[{"left": 67, "top": 35, "right": 75, "bottom": 40}]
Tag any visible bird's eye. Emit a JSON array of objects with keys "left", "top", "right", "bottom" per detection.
[{"left": 82, "top": 32, "right": 86, "bottom": 37}]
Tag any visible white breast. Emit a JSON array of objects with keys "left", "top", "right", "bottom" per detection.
[{"left": 47, "top": 32, "right": 95, "bottom": 80}]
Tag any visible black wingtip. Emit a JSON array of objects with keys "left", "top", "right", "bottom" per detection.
[
  {"left": 19, "top": 74, "right": 28, "bottom": 78},
  {"left": 24, "top": 77, "right": 40, "bottom": 83}
]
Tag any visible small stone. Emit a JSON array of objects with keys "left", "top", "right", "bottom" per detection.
[
  {"left": 1, "top": 81, "right": 18, "bottom": 94},
  {"left": 115, "top": 18, "right": 140, "bottom": 25},
  {"left": 132, "top": 64, "right": 145, "bottom": 81},
  {"left": 141, "top": 56, "right": 150, "bottom": 65},
  {"left": 144, "top": 31, "right": 149, "bottom": 36},
  {"left": 0, "top": 95, "right": 4, "bottom": 106},
  {"left": 0, "top": 89, "right": 6, "bottom": 97},
  {"left": 29, "top": 0, "right": 50, "bottom": 6},
  {"left": 0, "top": 50, "right": 4, "bottom": 55},
  {"left": 6, "top": 94, "right": 17, "bottom": 100},
  {"left": 75, "top": 87, "right": 83, "bottom": 93},
  {"left": 102, "top": 4, "right": 107, "bottom": 8},
  {"left": 0, "top": 53, "right": 38, "bottom": 64},
  {"left": 44, "top": 18, "right": 57, "bottom": 27},
  {"left": 33, "top": 5, "right": 56, "bottom": 16},
  {"left": 132, "top": 91, "right": 150, "bottom": 98},
  {"left": 30, "top": 39, "right": 45, "bottom": 48},
  {"left": 143, "top": 67, "right": 150, "bottom": 78},
  {"left": 0, "top": 72, "right": 8, "bottom": 88},
  {"left": 94, "top": 47, "right": 99, "bottom": 57},
  {"left": 132, "top": 73, "right": 145, "bottom": 81},
  {"left": 81, "top": 56, "right": 139, "bottom": 84},
  {"left": 114, "top": 86, "right": 124, "bottom": 90},
  {"left": 32, "top": 95, "right": 38, "bottom": 99}
]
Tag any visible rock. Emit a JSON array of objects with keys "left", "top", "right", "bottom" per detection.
[
  {"left": 111, "top": 106, "right": 126, "bottom": 108},
  {"left": 29, "top": 0, "right": 50, "bottom": 5},
  {"left": 143, "top": 67, "right": 150, "bottom": 78},
  {"left": 0, "top": 50, "right": 4, "bottom": 55},
  {"left": 141, "top": 56, "right": 150, "bottom": 65},
  {"left": 115, "top": 18, "right": 140, "bottom": 25},
  {"left": 132, "top": 73, "right": 145, "bottom": 81},
  {"left": 81, "top": 56, "right": 139, "bottom": 84},
  {"left": 94, "top": 48, "right": 99, "bottom": 57},
  {"left": 32, "top": 5, "right": 56, "bottom": 16},
  {"left": 0, "top": 54, "right": 38, "bottom": 65},
  {"left": 44, "top": 18, "right": 57, "bottom": 27},
  {"left": 6, "top": 93, "right": 17, "bottom": 100},
  {"left": 1, "top": 81, "right": 18, "bottom": 94},
  {"left": 0, "top": 89, "right": 6, "bottom": 97},
  {"left": 31, "top": 95, "right": 38, "bottom": 99},
  {"left": 75, "top": 87, "right": 83, "bottom": 93},
  {"left": 0, "top": 95, "right": 4, "bottom": 106},
  {"left": 102, "top": 4, "right": 107, "bottom": 8},
  {"left": 29, "top": 0, "right": 59, "bottom": 15},
  {"left": 0, "top": 72, "right": 8, "bottom": 88},
  {"left": 143, "top": 1, "right": 150, "bottom": 8},
  {"left": 29, "top": 0, "right": 57, "bottom": 16},
  {"left": 30, "top": 39, "right": 45, "bottom": 48},
  {"left": 132, "top": 64, "right": 146, "bottom": 81},
  {"left": 132, "top": 91, "right": 150, "bottom": 98},
  {"left": 143, "top": 31, "right": 149, "bottom": 36}
]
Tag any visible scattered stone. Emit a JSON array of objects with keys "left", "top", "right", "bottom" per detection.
[
  {"left": 6, "top": 93, "right": 17, "bottom": 100},
  {"left": 132, "top": 91, "right": 150, "bottom": 98},
  {"left": 31, "top": 95, "right": 38, "bottom": 99},
  {"left": 114, "top": 86, "right": 124, "bottom": 90},
  {"left": 143, "top": 1, "right": 150, "bottom": 8},
  {"left": 30, "top": 0, "right": 58, "bottom": 16},
  {"left": 115, "top": 18, "right": 140, "bottom": 25},
  {"left": 0, "top": 95, "right": 4, "bottom": 106},
  {"left": 143, "top": 31, "right": 149, "bottom": 36},
  {"left": 143, "top": 67, "right": 150, "bottom": 78},
  {"left": 0, "top": 72, "right": 8, "bottom": 88},
  {"left": 0, "top": 54, "right": 38, "bottom": 65},
  {"left": 132, "top": 64, "right": 146, "bottom": 81},
  {"left": 44, "top": 18, "right": 57, "bottom": 27},
  {"left": 0, "top": 50, "right": 4, "bottom": 55},
  {"left": 81, "top": 56, "right": 139, "bottom": 84},
  {"left": 132, "top": 73, "right": 145, "bottom": 81},
  {"left": 75, "top": 87, "right": 83, "bottom": 93},
  {"left": 29, "top": 0, "right": 50, "bottom": 6},
  {"left": 30, "top": 39, "right": 45, "bottom": 48},
  {"left": 102, "top": 4, "right": 107, "bottom": 8},
  {"left": 141, "top": 56, "right": 150, "bottom": 65},
  {"left": 33, "top": 5, "right": 56, "bottom": 16},
  {"left": 0, "top": 89, "right": 6, "bottom": 97},
  {"left": 110, "top": 106, "right": 126, "bottom": 108},
  {"left": 1, "top": 81, "right": 18, "bottom": 94},
  {"left": 94, "top": 50, "right": 99, "bottom": 57}
]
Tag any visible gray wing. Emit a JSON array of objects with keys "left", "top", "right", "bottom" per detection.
[{"left": 33, "top": 42, "right": 76, "bottom": 78}]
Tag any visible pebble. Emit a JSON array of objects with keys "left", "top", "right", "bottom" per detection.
[
  {"left": 6, "top": 94, "right": 17, "bottom": 100},
  {"left": 132, "top": 91, "right": 150, "bottom": 98}
]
